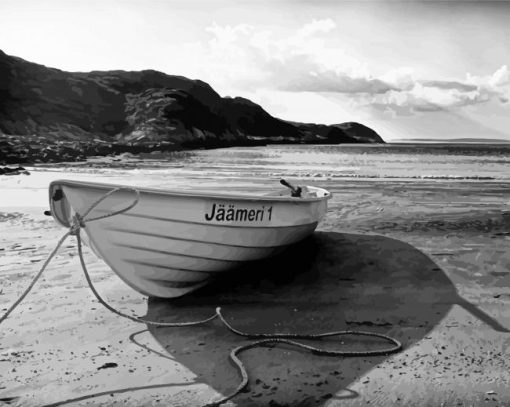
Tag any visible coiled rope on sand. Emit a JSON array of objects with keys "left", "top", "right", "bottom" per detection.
[{"left": 0, "top": 187, "right": 402, "bottom": 407}]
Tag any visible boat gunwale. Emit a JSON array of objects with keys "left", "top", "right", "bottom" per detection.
[{"left": 49, "top": 179, "right": 332, "bottom": 203}]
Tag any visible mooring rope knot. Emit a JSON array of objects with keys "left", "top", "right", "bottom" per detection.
[
  {"left": 1, "top": 186, "right": 402, "bottom": 407},
  {"left": 0, "top": 187, "right": 140, "bottom": 325},
  {"left": 69, "top": 214, "right": 85, "bottom": 235}
]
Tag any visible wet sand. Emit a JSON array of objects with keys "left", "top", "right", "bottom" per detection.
[{"left": 1, "top": 173, "right": 510, "bottom": 406}]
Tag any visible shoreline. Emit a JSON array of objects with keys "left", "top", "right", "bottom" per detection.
[{"left": 0, "top": 135, "right": 385, "bottom": 167}]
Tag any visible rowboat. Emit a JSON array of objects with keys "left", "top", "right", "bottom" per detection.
[{"left": 48, "top": 180, "right": 331, "bottom": 298}]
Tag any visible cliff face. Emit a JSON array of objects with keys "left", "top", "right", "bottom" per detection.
[{"left": 0, "top": 50, "right": 384, "bottom": 163}]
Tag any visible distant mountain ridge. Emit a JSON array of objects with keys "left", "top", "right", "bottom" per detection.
[
  {"left": 0, "top": 50, "right": 384, "bottom": 163},
  {"left": 391, "top": 138, "right": 510, "bottom": 144}
]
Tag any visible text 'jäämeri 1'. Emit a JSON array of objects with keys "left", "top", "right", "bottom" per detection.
[{"left": 204, "top": 203, "right": 273, "bottom": 222}]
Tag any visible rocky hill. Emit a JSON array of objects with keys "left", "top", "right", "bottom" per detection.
[{"left": 0, "top": 50, "right": 384, "bottom": 164}]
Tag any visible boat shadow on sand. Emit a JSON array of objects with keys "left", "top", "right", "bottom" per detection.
[{"left": 142, "top": 231, "right": 508, "bottom": 407}]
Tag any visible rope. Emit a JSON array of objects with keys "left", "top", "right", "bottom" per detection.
[
  {"left": 0, "top": 230, "right": 72, "bottom": 325},
  {"left": 204, "top": 309, "right": 401, "bottom": 407},
  {"left": 1, "top": 187, "right": 402, "bottom": 407},
  {"left": 76, "top": 232, "right": 217, "bottom": 327}
]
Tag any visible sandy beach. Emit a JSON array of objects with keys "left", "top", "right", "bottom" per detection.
[{"left": 1, "top": 161, "right": 510, "bottom": 406}]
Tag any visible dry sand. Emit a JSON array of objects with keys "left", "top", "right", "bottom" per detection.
[{"left": 1, "top": 173, "right": 510, "bottom": 406}]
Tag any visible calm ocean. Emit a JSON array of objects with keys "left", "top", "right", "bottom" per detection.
[
  {"left": 77, "top": 143, "right": 510, "bottom": 182},
  {"left": 187, "top": 143, "right": 510, "bottom": 181},
  {"left": 4, "top": 142, "right": 509, "bottom": 209}
]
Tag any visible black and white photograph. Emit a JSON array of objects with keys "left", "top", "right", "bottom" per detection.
[{"left": 1, "top": 0, "right": 509, "bottom": 406}]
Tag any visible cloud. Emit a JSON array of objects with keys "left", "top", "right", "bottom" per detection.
[
  {"left": 196, "top": 19, "right": 396, "bottom": 95},
  {"left": 420, "top": 80, "right": 478, "bottom": 92},
  {"left": 280, "top": 73, "right": 395, "bottom": 94},
  {"left": 190, "top": 21, "right": 510, "bottom": 116},
  {"left": 370, "top": 81, "right": 491, "bottom": 114},
  {"left": 367, "top": 66, "right": 510, "bottom": 115},
  {"left": 488, "top": 65, "right": 509, "bottom": 87},
  {"left": 379, "top": 67, "right": 415, "bottom": 90},
  {"left": 298, "top": 19, "right": 337, "bottom": 37}
]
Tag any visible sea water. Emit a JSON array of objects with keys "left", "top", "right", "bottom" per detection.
[
  {"left": 176, "top": 143, "right": 510, "bottom": 181},
  {"left": 1, "top": 143, "right": 510, "bottom": 208}
]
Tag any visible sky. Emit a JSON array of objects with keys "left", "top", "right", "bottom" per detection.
[{"left": 1, "top": 0, "right": 510, "bottom": 141}]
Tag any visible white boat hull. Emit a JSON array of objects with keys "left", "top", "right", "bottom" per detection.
[{"left": 49, "top": 180, "right": 331, "bottom": 298}]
